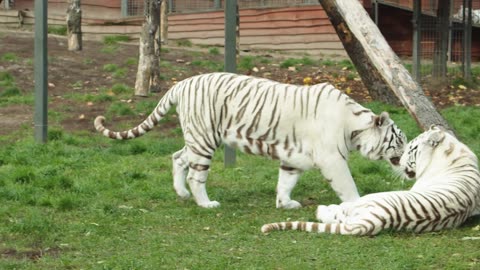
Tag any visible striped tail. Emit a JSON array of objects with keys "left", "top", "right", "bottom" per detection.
[
  {"left": 94, "top": 91, "right": 175, "bottom": 140},
  {"left": 261, "top": 221, "right": 354, "bottom": 235}
]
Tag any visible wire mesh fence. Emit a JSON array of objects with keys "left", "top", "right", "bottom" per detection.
[
  {"left": 379, "top": 0, "right": 477, "bottom": 82},
  {"left": 167, "top": 0, "right": 319, "bottom": 13}
]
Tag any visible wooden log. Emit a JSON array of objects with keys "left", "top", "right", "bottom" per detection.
[{"left": 318, "top": 0, "right": 453, "bottom": 132}]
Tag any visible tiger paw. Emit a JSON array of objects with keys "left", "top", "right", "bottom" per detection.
[
  {"left": 276, "top": 199, "right": 302, "bottom": 209},
  {"left": 198, "top": 201, "right": 221, "bottom": 208}
]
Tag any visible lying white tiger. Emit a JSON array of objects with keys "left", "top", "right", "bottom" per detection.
[
  {"left": 94, "top": 72, "right": 406, "bottom": 208},
  {"left": 262, "top": 126, "right": 480, "bottom": 235}
]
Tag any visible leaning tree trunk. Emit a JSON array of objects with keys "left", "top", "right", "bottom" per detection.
[
  {"left": 66, "top": 0, "right": 82, "bottom": 51},
  {"left": 318, "top": 0, "right": 453, "bottom": 133},
  {"left": 135, "top": 0, "right": 162, "bottom": 96}
]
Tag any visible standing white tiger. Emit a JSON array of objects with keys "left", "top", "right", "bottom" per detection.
[
  {"left": 262, "top": 126, "right": 480, "bottom": 235},
  {"left": 94, "top": 72, "right": 407, "bottom": 208}
]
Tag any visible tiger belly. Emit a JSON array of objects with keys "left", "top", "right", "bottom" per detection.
[{"left": 222, "top": 135, "right": 315, "bottom": 170}]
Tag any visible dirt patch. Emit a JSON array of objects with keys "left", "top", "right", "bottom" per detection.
[
  {"left": 1, "top": 246, "right": 62, "bottom": 261},
  {"left": 0, "top": 31, "right": 479, "bottom": 137}
]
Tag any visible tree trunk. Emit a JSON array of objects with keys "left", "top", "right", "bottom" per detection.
[
  {"left": 433, "top": 0, "right": 450, "bottom": 78},
  {"left": 66, "top": 0, "right": 82, "bottom": 51},
  {"left": 318, "top": 0, "right": 453, "bottom": 133},
  {"left": 135, "top": 0, "right": 162, "bottom": 96}
]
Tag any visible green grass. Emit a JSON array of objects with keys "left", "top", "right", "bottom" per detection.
[
  {"left": 280, "top": 56, "right": 316, "bottom": 69},
  {"left": 103, "top": 35, "right": 131, "bottom": 45},
  {"left": 47, "top": 25, "right": 67, "bottom": 36},
  {"left": 1, "top": 52, "right": 18, "bottom": 62},
  {"left": 0, "top": 104, "right": 479, "bottom": 269}
]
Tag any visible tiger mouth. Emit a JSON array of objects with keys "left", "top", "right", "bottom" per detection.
[{"left": 389, "top": 157, "right": 400, "bottom": 166}]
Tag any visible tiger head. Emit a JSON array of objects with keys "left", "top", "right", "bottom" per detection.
[
  {"left": 398, "top": 125, "right": 472, "bottom": 180},
  {"left": 352, "top": 111, "right": 407, "bottom": 168}
]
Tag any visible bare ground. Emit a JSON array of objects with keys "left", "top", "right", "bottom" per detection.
[{"left": 0, "top": 31, "right": 479, "bottom": 137}]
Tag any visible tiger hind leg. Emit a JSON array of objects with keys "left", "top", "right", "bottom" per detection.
[
  {"left": 315, "top": 203, "right": 351, "bottom": 223},
  {"left": 172, "top": 147, "right": 190, "bottom": 199},
  {"left": 276, "top": 164, "right": 303, "bottom": 209},
  {"left": 186, "top": 150, "right": 219, "bottom": 208}
]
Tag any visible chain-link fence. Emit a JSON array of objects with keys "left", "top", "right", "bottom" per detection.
[
  {"left": 167, "top": 0, "right": 318, "bottom": 13},
  {"left": 378, "top": 0, "right": 477, "bottom": 81}
]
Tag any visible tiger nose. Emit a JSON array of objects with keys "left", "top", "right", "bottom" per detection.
[{"left": 405, "top": 169, "right": 415, "bottom": 178}]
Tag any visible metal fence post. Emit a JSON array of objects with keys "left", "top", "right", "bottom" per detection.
[
  {"left": 34, "top": 0, "right": 48, "bottom": 143},
  {"left": 224, "top": 0, "right": 237, "bottom": 167},
  {"left": 412, "top": 0, "right": 421, "bottom": 81},
  {"left": 463, "top": 0, "right": 472, "bottom": 80}
]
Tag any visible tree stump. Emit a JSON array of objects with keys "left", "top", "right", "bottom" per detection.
[
  {"left": 135, "top": 0, "right": 162, "bottom": 96},
  {"left": 66, "top": 0, "right": 82, "bottom": 51}
]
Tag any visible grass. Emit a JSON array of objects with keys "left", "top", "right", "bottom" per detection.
[
  {"left": 47, "top": 25, "right": 67, "bottom": 36},
  {"left": 0, "top": 101, "right": 479, "bottom": 269},
  {"left": 280, "top": 56, "right": 316, "bottom": 69}
]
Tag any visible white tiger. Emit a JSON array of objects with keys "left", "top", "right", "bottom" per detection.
[
  {"left": 261, "top": 126, "right": 480, "bottom": 235},
  {"left": 94, "top": 72, "right": 407, "bottom": 208}
]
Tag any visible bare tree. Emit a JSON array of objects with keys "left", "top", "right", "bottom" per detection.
[
  {"left": 66, "top": 0, "right": 82, "bottom": 51},
  {"left": 318, "top": 0, "right": 453, "bottom": 132},
  {"left": 135, "top": 0, "right": 162, "bottom": 96}
]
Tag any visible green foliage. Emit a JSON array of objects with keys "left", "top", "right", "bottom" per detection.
[
  {"left": 321, "top": 59, "right": 335, "bottom": 67},
  {"left": 0, "top": 104, "right": 479, "bottom": 269},
  {"left": 125, "top": 57, "right": 138, "bottom": 66},
  {"left": 191, "top": 59, "right": 223, "bottom": 72},
  {"left": 1, "top": 52, "right": 18, "bottom": 62},
  {"left": 280, "top": 56, "right": 315, "bottom": 68},
  {"left": 208, "top": 47, "right": 220, "bottom": 55},
  {"left": 107, "top": 102, "right": 135, "bottom": 117},
  {"left": 176, "top": 39, "right": 193, "bottom": 47},
  {"left": 47, "top": 25, "right": 67, "bottom": 36},
  {"left": 103, "top": 35, "right": 131, "bottom": 45},
  {"left": 0, "top": 86, "right": 21, "bottom": 97},
  {"left": 111, "top": 83, "right": 132, "bottom": 95},
  {"left": 238, "top": 56, "right": 255, "bottom": 71},
  {"left": 339, "top": 59, "right": 355, "bottom": 71},
  {"left": 103, "top": 63, "right": 119, "bottom": 72}
]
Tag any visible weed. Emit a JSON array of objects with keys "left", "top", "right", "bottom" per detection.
[
  {"left": 191, "top": 59, "right": 223, "bottom": 72},
  {"left": 1, "top": 52, "right": 18, "bottom": 62},
  {"left": 111, "top": 83, "right": 132, "bottom": 95},
  {"left": 176, "top": 39, "right": 193, "bottom": 47},
  {"left": 209, "top": 47, "right": 220, "bottom": 55},
  {"left": 107, "top": 102, "right": 135, "bottom": 117},
  {"left": 339, "top": 59, "right": 355, "bottom": 70},
  {"left": 321, "top": 59, "right": 335, "bottom": 67},
  {"left": 84, "top": 58, "right": 94, "bottom": 65},
  {"left": 103, "top": 35, "right": 130, "bottom": 45},
  {"left": 238, "top": 56, "right": 255, "bottom": 71},
  {"left": 48, "top": 25, "right": 67, "bottom": 36},
  {"left": 103, "top": 63, "right": 119, "bottom": 72},
  {"left": 125, "top": 57, "right": 138, "bottom": 66},
  {"left": 280, "top": 56, "right": 315, "bottom": 68},
  {"left": 0, "top": 86, "right": 21, "bottom": 97},
  {"left": 101, "top": 45, "right": 119, "bottom": 54}
]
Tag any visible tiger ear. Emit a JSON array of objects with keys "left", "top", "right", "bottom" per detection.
[
  {"left": 426, "top": 129, "right": 445, "bottom": 147},
  {"left": 374, "top": 112, "right": 390, "bottom": 127}
]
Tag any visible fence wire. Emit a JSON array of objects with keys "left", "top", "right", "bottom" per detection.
[
  {"left": 167, "top": 0, "right": 318, "bottom": 13},
  {"left": 379, "top": 0, "right": 477, "bottom": 81}
]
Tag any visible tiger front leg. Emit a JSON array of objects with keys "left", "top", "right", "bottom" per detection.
[
  {"left": 276, "top": 165, "right": 303, "bottom": 209},
  {"left": 172, "top": 147, "right": 190, "bottom": 199},
  {"left": 321, "top": 158, "right": 360, "bottom": 202},
  {"left": 186, "top": 155, "right": 220, "bottom": 208}
]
